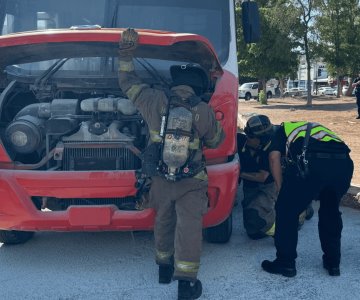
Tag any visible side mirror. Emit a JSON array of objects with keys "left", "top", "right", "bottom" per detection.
[{"left": 241, "top": 1, "right": 261, "bottom": 43}]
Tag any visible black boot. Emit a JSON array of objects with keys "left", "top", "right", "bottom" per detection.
[
  {"left": 305, "top": 204, "right": 314, "bottom": 220},
  {"left": 178, "top": 279, "right": 202, "bottom": 300},
  {"left": 261, "top": 259, "right": 297, "bottom": 277},
  {"left": 322, "top": 256, "right": 340, "bottom": 276},
  {"left": 158, "top": 264, "right": 174, "bottom": 284}
]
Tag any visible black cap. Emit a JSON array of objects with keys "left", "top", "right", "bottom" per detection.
[{"left": 244, "top": 114, "right": 273, "bottom": 139}]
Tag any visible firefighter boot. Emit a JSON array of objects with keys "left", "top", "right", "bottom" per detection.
[
  {"left": 261, "top": 259, "right": 297, "bottom": 277},
  {"left": 158, "top": 264, "right": 174, "bottom": 284},
  {"left": 322, "top": 255, "right": 340, "bottom": 276},
  {"left": 178, "top": 279, "right": 202, "bottom": 300}
]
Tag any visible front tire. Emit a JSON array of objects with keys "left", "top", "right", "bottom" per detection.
[
  {"left": 245, "top": 93, "right": 251, "bottom": 101},
  {"left": 203, "top": 213, "right": 233, "bottom": 243},
  {"left": 267, "top": 91, "right": 273, "bottom": 99},
  {"left": 0, "top": 230, "right": 34, "bottom": 245}
]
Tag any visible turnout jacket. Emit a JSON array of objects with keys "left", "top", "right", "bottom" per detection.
[{"left": 118, "top": 56, "right": 225, "bottom": 179}]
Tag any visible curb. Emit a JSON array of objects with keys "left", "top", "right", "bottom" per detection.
[{"left": 348, "top": 184, "right": 360, "bottom": 197}]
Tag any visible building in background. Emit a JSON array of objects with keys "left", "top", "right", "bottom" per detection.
[{"left": 287, "top": 55, "right": 329, "bottom": 93}]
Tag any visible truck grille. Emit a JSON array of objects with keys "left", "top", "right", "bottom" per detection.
[
  {"left": 32, "top": 196, "right": 139, "bottom": 211},
  {"left": 62, "top": 142, "right": 141, "bottom": 171}
]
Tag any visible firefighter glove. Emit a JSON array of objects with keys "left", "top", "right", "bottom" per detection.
[{"left": 119, "top": 28, "right": 138, "bottom": 53}]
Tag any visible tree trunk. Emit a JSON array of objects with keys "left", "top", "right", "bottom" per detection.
[
  {"left": 306, "top": 64, "right": 312, "bottom": 106},
  {"left": 261, "top": 78, "right": 267, "bottom": 104},
  {"left": 336, "top": 75, "right": 341, "bottom": 98},
  {"left": 279, "top": 78, "right": 285, "bottom": 97}
]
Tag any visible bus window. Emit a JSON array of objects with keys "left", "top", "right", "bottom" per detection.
[
  {"left": 2, "top": 14, "right": 14, "bottom": 34},
  {"left": 37, "top": 12, "right": 58, "bottom": 30}
]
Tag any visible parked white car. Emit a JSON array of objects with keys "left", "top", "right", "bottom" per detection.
[
  {"left": 238, "top": 82, "right": 275, "bottom": 101},
  {"left": 342, "top": 86, "right": 348, "bottom": 94},
  {"left": 318, "top": 87, "right": 335, "bottom": 95},
  {"left": 284, "top": 87, "right": 306, "bottom": 97}
]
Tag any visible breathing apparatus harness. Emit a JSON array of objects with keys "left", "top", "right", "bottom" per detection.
[
  {"left": 140, "top": 91, "right": 204, "bottom": 182},
  {"left": 295, "top": 123, "right": 312, "bottom": 179}
]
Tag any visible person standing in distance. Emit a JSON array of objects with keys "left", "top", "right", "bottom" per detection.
[
  {"left": 351, "top": 72, "right": 360, "bottom": 119},
  {"left": 260, "top": 117, "right": 353, "bottom": 277},
  {"left": 118, "top": 28, "right": 225, "bottom": 299}
]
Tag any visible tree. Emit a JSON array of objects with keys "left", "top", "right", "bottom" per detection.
[
  {"left": 236, "top": 1, "right": 299, "bottom": 100},
  {"left": 292, "top": 0, "right": 319, "bottom": 106},
  {"left": 316, "top": 0, "right": 360, "bottom": 96}
]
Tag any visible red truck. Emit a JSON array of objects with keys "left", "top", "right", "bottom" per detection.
[{"left": 0, "top": 0, "right": 259, "bottom": 244}]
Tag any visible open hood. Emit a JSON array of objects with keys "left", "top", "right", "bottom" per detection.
[{"left": 0, "top": 28, "right": 223, "bottom": 76}]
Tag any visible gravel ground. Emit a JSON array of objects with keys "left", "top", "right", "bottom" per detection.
[{"left": 0, "top": 189, "right": 360, "bottom": 300}]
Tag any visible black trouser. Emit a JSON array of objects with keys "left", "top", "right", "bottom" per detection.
[
  {"left": 274, "top": 155, "right": 353, "bottom": 265},
  {"left": 356, "top": 93, "right": 360, "bottom": 117}
]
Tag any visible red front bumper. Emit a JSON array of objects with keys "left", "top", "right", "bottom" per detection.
[{"left": 0, "top": 156, "right": 239, "bottom": 231}]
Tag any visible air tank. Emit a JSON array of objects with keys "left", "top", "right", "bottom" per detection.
[{"left": 162, "top": 106, "right": 192, "bottom": 175}]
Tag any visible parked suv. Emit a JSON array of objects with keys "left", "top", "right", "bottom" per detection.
[{"left": 238, "top": 82, "right": 275, "bottom": 101}]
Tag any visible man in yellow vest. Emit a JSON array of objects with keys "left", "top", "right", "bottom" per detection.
[
  {"left": 238, "top": 116, "right": 314, "bottom": 240},
  {"left": 259, "top": 116, "right": 353, "bottom": 277}
]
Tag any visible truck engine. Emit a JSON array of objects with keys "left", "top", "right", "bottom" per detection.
[{"left": 3, "top": 95, "right": 146, "bottom": 211}]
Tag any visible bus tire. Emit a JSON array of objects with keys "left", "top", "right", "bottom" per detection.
[
  {"left": 0, "top": 230, "right": 34, "bottom": 245},
  {"left": 203, "top": 213, "right": 232, "bottom": 243}
]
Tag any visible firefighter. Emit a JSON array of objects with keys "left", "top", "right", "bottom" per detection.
[
  {"left": 260, "top": 117, "right": 353, "bottom": 277},
  {"left": 238, "top": 115, "right": 313, "bottom": 240},
  {"left": 237, "top": 122, "right": 277, "bottom": 239},
  {"left": 118, "top": 28, "right": 225, "bottom": 299}
]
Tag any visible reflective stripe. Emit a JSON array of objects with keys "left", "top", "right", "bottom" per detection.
[
  {"left": 311, "top": 131, "right": 342, "bottom": 142},
  {"left": 204, "top": 121, "right": 224, "bottom": 148},
  {"left": 126, "top": 84, "right": 149, "bottom": 101},
  {"left": 118, "top": 60, "right": 135, "bottom": 72},
  {"left": 156, "top": 249, "right": 174, "bottom": 263},
  {"left": 283, "top": 122, "right": 343, "bottom": 145},
  {"left": 150, "top": 130, "right": 162, "bottom": 143},
  {"left": 189, "top": 138, "right": 200, "bottom": 150},
  {"left": 175, "top": 260, "right": 200, "bottom": 274},
  {"left": 265, "top": 223, "right": 275, "bottom": 236},
  {"left": 285, "top": 123, "right": 308, "bottom": 144},
  {"left": 194, "top": 170, "right": 208, "bottom": 180}
]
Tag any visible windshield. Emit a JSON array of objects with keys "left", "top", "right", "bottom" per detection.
[{"left": 0, "top": 0, "right": 230, "bottom": 64}]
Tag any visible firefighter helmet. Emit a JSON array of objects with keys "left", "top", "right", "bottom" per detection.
[
  {"left": 170, "top": 64, "right": 209, "bottom": 96},
  {"left": 244, "top": 114, "right": 273, "bottom": 140}
]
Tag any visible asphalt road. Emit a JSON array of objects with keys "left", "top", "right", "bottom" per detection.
[{"left": 1, "top": 187, "right": 360, "bottom": 300}]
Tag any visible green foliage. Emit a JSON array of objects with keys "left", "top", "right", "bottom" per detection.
[
  {"left": 315, "top": 0, "right": 360, "bottom": 77},
  {"left": 236, "top": 1, "right": 300, "bottom": 81},
  {"left": 236, "top": 0, "right": 360, "bottom": 87},
  {"left": 258, "top": 90, "right": 267, "bottom": 104}
]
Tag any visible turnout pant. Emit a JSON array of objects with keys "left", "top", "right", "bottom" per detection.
[
  {"left": 149, "top": 176, "right": 208, "bottom": 281},
  {"left": 275, "top": 156, "right": 353, "bottom": 265},
  {"left": 242, "top": 182, "right": 277, "bottom": 238}
]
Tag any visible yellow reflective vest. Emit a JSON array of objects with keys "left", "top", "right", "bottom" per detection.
[{"left": 283, "top": 121, "right": 343, "bottom": 145}]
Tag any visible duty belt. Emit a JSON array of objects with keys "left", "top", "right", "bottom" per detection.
[{"left": 306, "top": 152, "right": 348, "bottom": 159}]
